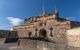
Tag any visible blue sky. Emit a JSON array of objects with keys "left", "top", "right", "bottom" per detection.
[{"left": 0, "top": 0, "right": 80, "bottom": 30}]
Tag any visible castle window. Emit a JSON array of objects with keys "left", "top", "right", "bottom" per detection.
[
  {"left": 45, "top": 22, "right": 46, "bottom": 26},
  {"left": 44, "top": 22, "right": 46, "bottom": 26},
  {"left": 39, "top": 23, "right": 43, "bottom": 26},
  {"left": 35, "top": 29, "right": 38, "bottom": 37},
  {"left": 28, "top": 32, "right": 32, "bottom": 37},
  {"left": 50, "top": 28, "right": 53, "bottom": 37}
]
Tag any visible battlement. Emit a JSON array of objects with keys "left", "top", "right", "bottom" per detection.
[{"left": 24, "top": 13, "right": 59, "bottom": 25}]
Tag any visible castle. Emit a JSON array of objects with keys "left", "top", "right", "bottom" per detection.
[{"left": 13, "top": 9, "right": 80, "bottom": 50}]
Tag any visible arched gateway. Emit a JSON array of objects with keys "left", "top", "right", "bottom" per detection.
[{"left": 39, "top": 29, "right": 47, "bottom": 38}]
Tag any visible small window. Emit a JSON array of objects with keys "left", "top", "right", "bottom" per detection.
[
  {"left": 39, "top": 23, "right": 43, "bottom": 26},
  {"left": 50, "top": 28, "right": 53, "bottom": 37},
  {"left": 45, "top": 22, "right": 46, "bottom": 26}
]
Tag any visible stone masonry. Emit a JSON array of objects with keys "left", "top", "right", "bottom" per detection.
[{"left": 13, "top": 10, "right": 80, "bottom": 50}]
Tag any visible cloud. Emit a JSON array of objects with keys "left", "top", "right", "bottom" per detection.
[
  {"left": 10, "top": 28, "right": 13, "bottom": 31},
  {"left": 66, "top": 17, "right": 75, "bottom": 20},
  {"left": 65, "top": 16, "right": 80, "bottom": 22},
  {"left": 7, "top": 17, "right": 23, "bottom": 26}
]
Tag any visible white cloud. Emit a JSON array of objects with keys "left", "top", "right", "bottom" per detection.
[
  {"left": 10, "top": 28, "right": 13, "bottom": 31},
  {"left": 66, "top": 17, "right": 74, "bottom": 20},
  {"left": 66, "top": 16, "right": 80, "bottom": 22},
  {"left": 7, "top": 17, "right": 23, "bottom": 26}
]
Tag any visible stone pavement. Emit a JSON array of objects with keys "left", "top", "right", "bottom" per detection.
[{"left": 0, "top": 43, "right": 39, "bottom": 50}]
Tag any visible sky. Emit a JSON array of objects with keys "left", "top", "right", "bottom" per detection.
[{"left": 0, "top": 0, "right": 80, "bottom": 30}]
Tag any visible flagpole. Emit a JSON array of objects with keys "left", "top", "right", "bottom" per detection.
[
  {"left": 42, "top": 0, "right": 45, "bottom": 15},
  {"left": 42, "top": 0, "right": 45, "bottom": 26}
]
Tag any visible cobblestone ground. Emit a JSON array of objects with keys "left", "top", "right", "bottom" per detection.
[{"left": 0, "top": 43, "right": 38, "bottom": 50}]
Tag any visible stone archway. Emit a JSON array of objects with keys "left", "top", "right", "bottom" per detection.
[
  {"left": 38, "top": 26, "right": 52, "bottom": 40},
  {"left": 39, "top": 29, "right": 47, "bottom": 38}
]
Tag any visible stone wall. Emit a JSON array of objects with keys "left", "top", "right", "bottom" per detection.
[
  {"left": 13, "top": 16, "right": 71, "bottom": 50},
  {"left": 68, "top": 46, "right": 80, "bottom": 50},
  {"left": 0, "top": 30, "right": 18, "bottom": 38},
  {"left": 13, "top": 13, "right": 80, "bottom": 50},
  {"left": 67, "top": 28, "right": 80, "bottom": 47},
  {"left": 18, "top": 38, "right": 80, "bottom": 50},
  {"left": 18, "top": 39, "right": 67, "bottom": 50},
  {"left": 0, "top": 38, "right": 6, "bottom": 44}
]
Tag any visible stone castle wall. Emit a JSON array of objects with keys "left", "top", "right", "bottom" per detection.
[
  {"left": 0, "top": 30, "right": 18, "bottom": 38},
  {"left": 67, "top": 28, "right": 80, "bottom": 47},
  {"left": 13, "top": 13, "right": 80, "bottom": 50},
  {"left": 18, "top": 39, "right": 67, "bottom": 50},
  {"left": 18, "top": 38, "right": 80, "bottom": 50}
]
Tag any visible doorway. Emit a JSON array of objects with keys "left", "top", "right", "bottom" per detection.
[{"left": 39, "top": 29, "right": 47, "bottom": 38}]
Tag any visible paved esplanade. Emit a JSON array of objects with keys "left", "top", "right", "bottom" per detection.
[{"left": 0, "top": 43, "right": 38, "bottom": 50}]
